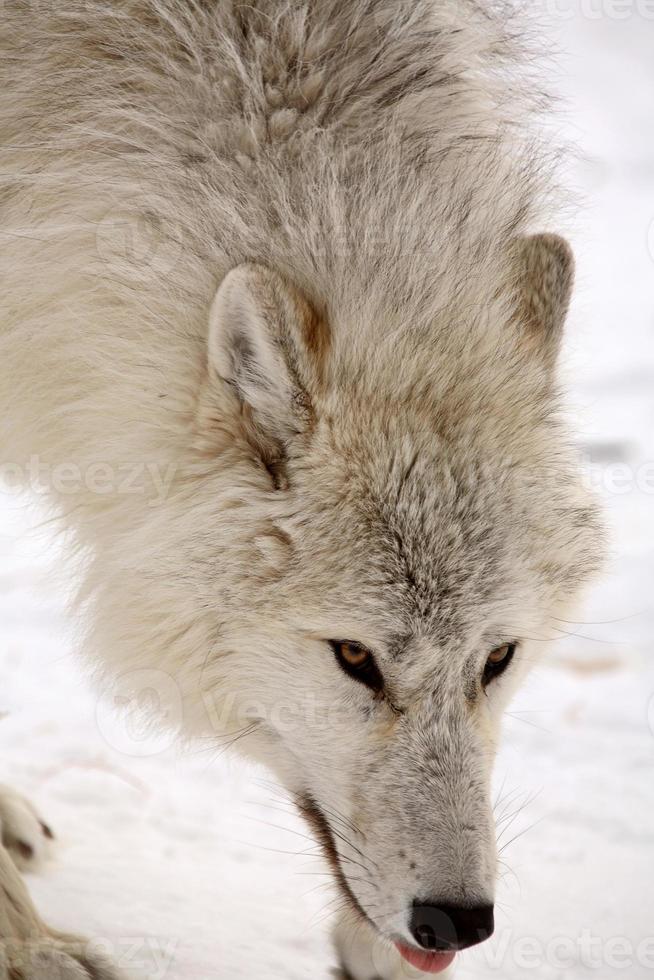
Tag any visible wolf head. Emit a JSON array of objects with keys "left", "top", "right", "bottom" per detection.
[{"left": 191, "top": 242, "right": 603, "bottom": 953}]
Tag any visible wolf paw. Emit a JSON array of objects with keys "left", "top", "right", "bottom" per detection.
[
  {"left": 0, "top": 815, "right": 126, "bottom": 980},
  {"left": 0, "top": 940, "right": 124, "bottom": 980},
  {"left": 0, "top": 785, "right": 54, "bottom": 871}
]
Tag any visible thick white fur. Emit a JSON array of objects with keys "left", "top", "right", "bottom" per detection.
[{"left": 0, "top": 2, "right": 604, "bottom": 977}]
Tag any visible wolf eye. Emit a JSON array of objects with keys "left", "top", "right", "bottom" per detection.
[
  {"left": 329, "top": 640, "right": 384, "bottom": 695},
  {"left": 483, "top": 642, "right": 517, "bottom": 687}
]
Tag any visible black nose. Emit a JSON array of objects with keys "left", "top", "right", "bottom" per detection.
[{"left": 410, "top": 901, "right": 494, "bottom": 951}]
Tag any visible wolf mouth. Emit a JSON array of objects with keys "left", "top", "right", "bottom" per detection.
[{"left": 296, "top": 795, "right": 461, "bottom": 977}]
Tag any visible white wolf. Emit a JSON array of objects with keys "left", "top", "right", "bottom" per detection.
[{"left": 0, "top": 1, "right": 603, "bottom": 977}]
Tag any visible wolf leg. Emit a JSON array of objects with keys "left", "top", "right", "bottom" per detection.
[{"left": 0, "top": 789, "right": 124, "bottom": 979}]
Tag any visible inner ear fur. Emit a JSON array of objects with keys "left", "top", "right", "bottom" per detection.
[{"left": 207, "top": 263, "right": 329, "bottom": 483}]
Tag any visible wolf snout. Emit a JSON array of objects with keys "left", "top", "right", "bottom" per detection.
[{"left": 409, "top": 901, "right": 495, "bottom": 951}]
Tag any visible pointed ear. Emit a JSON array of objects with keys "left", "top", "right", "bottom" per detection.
[
  {"left": 513, "top": 234, "right": 575, "bottom": 368},
  {"left": 208, "top": 263, "right": 327, "bottom": 460}
]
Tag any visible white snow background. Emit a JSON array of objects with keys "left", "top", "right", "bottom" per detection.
[{"left": 1, "top": 4, "right": 653, "bottom": 978}]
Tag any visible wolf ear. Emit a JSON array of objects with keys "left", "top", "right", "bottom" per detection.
[
  {"left": 208, "top": 263, "right": 324, "bottom": 461},
  {"left": 513, "top": 233, "right": 575, "bottom": 367}
]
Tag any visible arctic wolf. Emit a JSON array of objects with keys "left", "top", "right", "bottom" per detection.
[{"left": 0, "top": 1, "right": 603, "bottom": 977}]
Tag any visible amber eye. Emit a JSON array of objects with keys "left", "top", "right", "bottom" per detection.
[
  {"left": 339, "top": 642, "right": 369, "bottom": 668},
  {"left": 482, "top": 642, "right": 517, "bottom": 687},
  {"left": 329, "top": 640, "right": 385, "bottom": 695}
]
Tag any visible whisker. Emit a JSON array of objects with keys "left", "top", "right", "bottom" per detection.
[
  {"left": 504, "top": 711, "right": 551, "bottom": 733},
  {"left": 552, "top": 611, "right": 644, "bottom": 627},
  {"left": 498, "top": 816, "right": 545, "bottom": 855},
  {"left": 549, "top": 625, "right": 616, "bottom": 645},
  {"left": 195, "top": 722, "right": 260, "bottom": 769},
  {"left": 493, "top": 785, "right": 524, "bottom": 823},
  {"left": 242, "top": 814, "right": 317, "bottom": 845},
  {"left": 496, "top": 789, "right": 541, "bottom": 845}
]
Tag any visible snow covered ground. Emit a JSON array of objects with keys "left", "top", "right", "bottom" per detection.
[{"left": 1, "top": 5, "right": 653, "bottom": 979}]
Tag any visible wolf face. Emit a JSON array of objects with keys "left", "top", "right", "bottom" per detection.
[{"left": 188, "top": 246, "right": 603, "bottom": 953}]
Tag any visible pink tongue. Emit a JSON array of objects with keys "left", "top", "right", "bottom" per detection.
[{"left": 394, "top": 941, "right": 456, "bottom": 974}]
